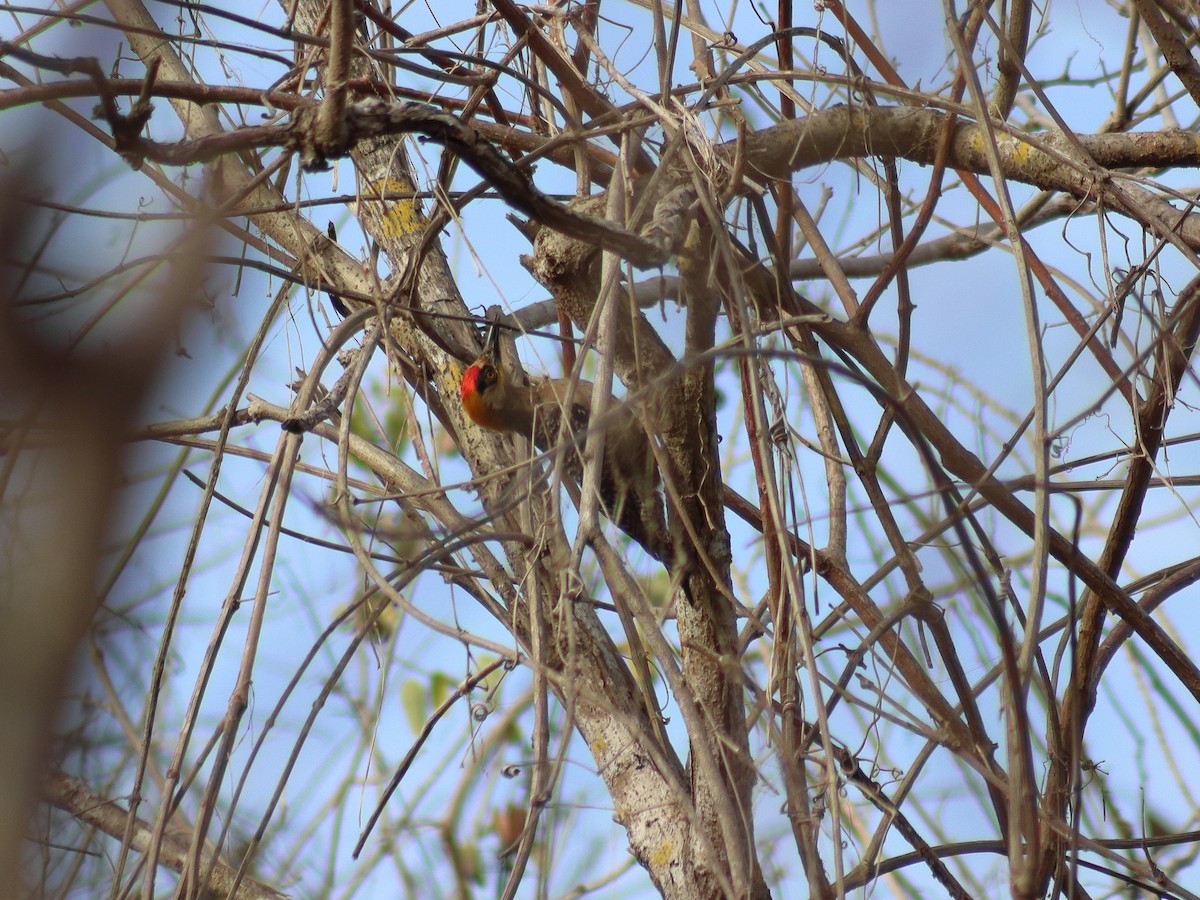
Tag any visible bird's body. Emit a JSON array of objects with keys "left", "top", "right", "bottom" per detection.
[{"left": 460, "top": 331, "right": 674, "bottom": 565}]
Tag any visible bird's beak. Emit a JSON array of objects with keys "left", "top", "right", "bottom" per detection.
[{"left": 483, "top": 316, "right": 503, "bottom": 359}]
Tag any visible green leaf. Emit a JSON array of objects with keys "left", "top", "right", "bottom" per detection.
[
  {"left": 400, "top": 679, "right": 427, "bottom": 735},
  {"left": 429, "top": 671, "right": 455, "bottom": 709}
]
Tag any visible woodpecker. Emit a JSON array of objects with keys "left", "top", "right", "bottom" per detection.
[{"left": 460, "top": 321, "right": 677, "bottom": 569}]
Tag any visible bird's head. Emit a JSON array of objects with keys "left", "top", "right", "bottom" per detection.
[{"left": 460, "top": 320, "right": 512, "bottom": 432}]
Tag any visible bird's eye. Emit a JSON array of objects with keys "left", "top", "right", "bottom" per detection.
[{"left": 482, "top": 365, "right": 496, "bottom": 383}]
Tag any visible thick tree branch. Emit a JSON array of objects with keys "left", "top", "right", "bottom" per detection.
[
  {"left": 739, "top": 105, "right": 1200, "bottom": 248},
  {"left": 44, "top": 773, "right": 288, "bottom": 900}
]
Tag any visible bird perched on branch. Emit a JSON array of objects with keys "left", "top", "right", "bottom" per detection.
[{"left": 459, "top": 320, "right": 678, "bottom": 572}]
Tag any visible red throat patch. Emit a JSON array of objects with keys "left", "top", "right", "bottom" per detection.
[
  {"left": 460, "top": 364, "right": 482, "bottom": 403},
  {"left": 461, "top": 364, "right": 497, "bottom": 430}
]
